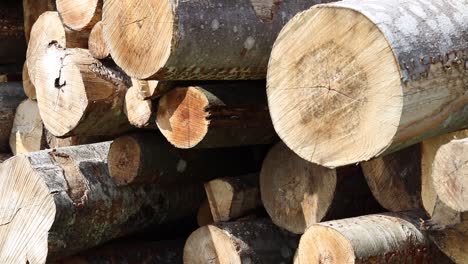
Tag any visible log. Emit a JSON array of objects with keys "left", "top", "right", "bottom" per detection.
[
  {"left": 0, "top": 142, "right": 204, "bottom": 262},
  {"left": 102, "top": 0, "right": 335, "bottom": 80},
  {"left": 9, "top": 99, "right": 47, "bottom": 154},
  {"left": 23, "top": 0, "right": 55, "bottom": 42},
  {"left": 88, "top": 21, "right": 109, "bottom": 59},
  {"left": 260, "top": 142, "right": 382, "bottom": 234},
  {"left": 22, "top": 62, "right": 36, "bottom": 100},
  {"left": 56, "top": 0, "right": 102, "bottom": 31},
  {"left": 0, "top": 0, "right": 26, "bottom": 65},
  {"left": 197, "top": 199, "right": 214, "bottom": 227},
  {"left": 134, "top": 79, "right": 172, "bottom": 100},
  {"left": 157, "top": 82, "right": 276, "bottom": 149},
  {"left": 0, "top": 82, "right": 26, "bottom": 152},
  {"left": 295, "top": 211, "right": 453, "bottom": 264},
  {"left": 107, "top": 133, "right": 262, "bottom": 186},
  {"left": 55, "top": 240, "right": 183, "bottom": 264},
  {"left": 124, "top": 85, "right": 157, "bottom": 128},
  {"left": 35, "top": 43, "right": 132, "bottom": 137},
  {"left": 184, "top": 219, "right": 298, "bottom": 263},
  {"left": 26, "top": 11, "right": 89, "bottom": 87},
  {"left": 44, "top": 130, "right": 107, "bottom": 149},
  {"left": 267, "top": 0, "right": 468, "bottom": 168},
  {"left": 204, "top": 174, "right": 261, "bottom": 222}
]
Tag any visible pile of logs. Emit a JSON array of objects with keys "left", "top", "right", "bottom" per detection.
[{"left": 0, "top": 0, "right": 466, "bottom": 263}]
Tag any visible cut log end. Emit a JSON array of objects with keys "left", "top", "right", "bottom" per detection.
[
  {"left": 124, "top": 85, "right": 154, "bottom": 128},
  {"left": 22, "top": 62, "right": 36, "bottom": 100},
  {"left": 267, "top": 7, "right": 402, "bottom": 168},
  {"left": 157, "top": 87, "right": 210, "bottom": 149},
  {"left": 108, "top": 135, "right": 142, "bottom": 185},
  {"left": 89, "top": 21, "right": 109, "bottom": 59},
  {"left": 260, "top": 142, "right": 337, "bottom": 234},
  {"left": 102, "top": 0, "right": 173, "bottom": 79},
  {"left": 9, "top": 99, "right": 45, "bottom": 154},
  {"left": 56, "top": 0, "right": 101, "bottom": 31}
]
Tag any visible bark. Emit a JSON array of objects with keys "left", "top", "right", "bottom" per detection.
[
  {"left": 157, "top": 81, "right": 277, "bottom": 148},
  {"left": 102, "top": 0, "right": 335, "bottom": 80},
  {"left": 0, "top": 0, "right": 26, "bottom": 65},
  {"left": 9, "top": 99, "right": 47, "bottom": 154},
  {"left": 35, "top": 43, "right": 132, "bottom": 137},
  {"left": 107, "top": 133, "right": 263, "bottom": 187},
  {"left": 88, "top": 21, "right": 110, "bottom": 59},
  {"left": 204, "top": 174, "right": 262, "bottom": 222},
  {"left": 267, "top": 0, "right": 468, "bottom": 168},
  {"left": 0, "top": 142, "right": 204, "bottom": 263},
  {"left": 0, "top": 82, "right": 27, "bottom": 152},
  {"left": 22, "top": 0, "right": 55, "bottom": 42},
  {"left": 22, "top": 62, "right": 36, "bottom": 100},
  {"left": 56, "top": 0, "right": 102, "bottom": 31},
  {"left": 124, "top": 85, "right": 157, "bottom": 128},
  {"left": 184, "top": 218, "right": 299, "bottom": 264},
  {"left": 295, "top": 211, "right": 453, "bottom": 264}
]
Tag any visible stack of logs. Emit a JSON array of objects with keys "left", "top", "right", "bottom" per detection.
[{"left": 0, "top": 0, "right": 466, "bottom": 263}]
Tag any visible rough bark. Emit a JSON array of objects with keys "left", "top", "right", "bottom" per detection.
[
  {"left": 197, "top": 199, "right": 214, "bottom": 227},
  {"left": 35, "top": 43, "right": 132, "bottom": 137},
  {"left": 9, "top": 99, "right": 47, "bottom": 154},
  {"left": 56, "top": 0, "right": 102, "bottom": 31},
  {"left": 0, "top": 142, "right": 204, "bottom": 263},
  {"left": 88, "top": 21, "right": 109, "bottom": 59},
  {"left": 22, "top": 62, "right": 36, "bottom": 100},
  {"left": 157, "top": 82, "right": 277, "bottom": 149},
  {"left": 124, "top": 85, "right": 157, "bottom": 128},
  {"left": 205, "top": 174, "right": 261, "bottom": 222},
  {"left": 0, "top": 0, "right": 26, "bottom": 66},
  {"left": 102, "top": 0, "right": 335, "bottom": 80},
  {"left": 0, "top": 82, "right": 27, "bottom": 152},
  {"left": 295, "top": 211, "right": 453, "bottom": 264},
  {"left": 184, "top": 218, "right": 299, "bottom": 264},
  {"left": 107, "top": 133, "right": 263, "bottom": 187},
  {"left": 22, "top": 0, "right": 55, "bottom": 42},
  {"left": 26, "top": 11, "right": 88, "bottom": 87},
  {"left": 267, "top": 0, "right": 468, "bottom": 168}
]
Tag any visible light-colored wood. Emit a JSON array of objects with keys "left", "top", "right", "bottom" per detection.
[
  {"left": 205, "top": 174, "right": 261, "bottom": 222},
  {"left": 124, "top": 85, "right": 156, "bottom": 128},
  {"left": 88, "top": 21, "right": 109, "bottom": 59},
  {"left": 0, "top": 82, "right": 27, "bottom": 152},
  {"left": 295, "top": 211, "right": 453, "bottom": 264},
  {"left": 184, "top": 219, "right": 298, "bottom": 264},
  {"left": 0, "top": 1, "right": 26, "bottom": 65},
  {"left": 22, "top": 62, "right": 36, "bottom": 100},
  {"left": 9, "top": 99, "right": 47, "bottom": 154},
  {"left": 0, "top": 142, "right": 204, "bottom": 262},
  {"left": 0, "top": 76, "right": 7, "bottom": 83},
  {"left": 134, "top": 79, "right": 171, "bottom": 100},
  {"left": 267, "top": 0, "right": 468, "bottom": 168},
  {"left": 35, "top": 43, "right": 131, "bottom": 137},
  {"left": 197, "top": 199, "right": 214, "bottom": 227},
  {"left": 157, "top": 82, "right": 276, "bottom": 149},
  {"left": 26, "top": 11, "right": 88, "bottom": 87},
  {"left": 102, "top": 0, "right": 333, "bottom": 80},
  {"left": 56, "top": 0, "right": 102, "bottom": 31},
  {"left": 23, "top": 0, "right": 55, "bottom": 42}
]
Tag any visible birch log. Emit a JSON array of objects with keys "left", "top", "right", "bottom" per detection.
[
  {"left": 157, "top": 82, "right": 276, "bottom": 148},
  {"left": 267, "top": 0, "right": 468, "bottom": 168},
  {"left": 35, "top": 43, "right": 131, "bottom": 137},
  {"left": 184, "top": 219, "right": 298, "bottom": 264},
  {"left": 23, "top": 0, "right": 55, "bottom": 42},
  {"left": 0, "top": 0, "right": 26, "bottom": 65},
  {"left": 107, "top": 133, "right": 262, "bottom": 186},
  {"left": 88, "top": 21, "right": 110, "bottom": 59},
  {"left": 0, "top": 82, "right": 26, "bottom": 152},
  {"left": 295, "top": 212, "right": 453, "bottom": 264},
  {"left": 0, "top": 142, "right": 204, "bottom": 262},
  {"left": 102, "top": 0, "right": 336, "bottom": 80},
  {"left": 56, "top": 0, "right": 102, "bottom": 31}
]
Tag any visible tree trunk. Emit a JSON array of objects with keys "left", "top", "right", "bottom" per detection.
[
  {"left": 54, "top": 240, "right": 183, "bottom": 264},
  {"left": 0, "top": 0, "right": 26, "bottom": 66},
  {"left": 184, "top": 218, "right": 299, "bottom": 264},
  {"left": 35, "top": 43, "right": 132, "bottom": 137},
  {"left": 204, "top": 174, "right": 261, "bottom": 222},
  {"left": 56, "top": 0, "right": 102, "bottom": 31},
  {"left": 88, "top": 21, "right": 110, "bottom": 59},
  {"left": 0, "top": 142, "right": 204, "bottom": 263},
  {"left": 267, "top": 0, "right": 468, "bottom": 168},
  {"left": 0, "top": 82, "right": 26, "bottom": 152},
  {"left": 22, "top": 62, "right": 36, "bottom": 100},
  {"left": 107, "top": 133, "right": 263, "bottom": 187},
  {"left": 157, "top": 82, "right": 277, "bottom": 149},
  {"left": 197, "top": 199, "right": 214, "bottom": 227},
  {"left": 134, "top": 79, "right": 172, "bottom": 100},
  {"left": 22, "top": 0, "right": 55, "bottom": 42},
  {"left": 9, "top": 99, "right": 47, "bottom": 154},
  {"left": 295, "top": 211, "right": 453, "bottom": 264},
  {"left": 260, "top": 142, "right": 382, "bottom": 234},
  {"left": 102, "top": 0, "right": 335, "bottom": 80},
  {"left": 124, "top": 85, "right": 157, "bottom": 128},
  {"left": 26, "top": 11, "right": 89, "bottom": 87}
]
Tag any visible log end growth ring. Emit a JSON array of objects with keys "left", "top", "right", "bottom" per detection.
[
  {"left": 108, "top": 135, "right": 142, "bottom": 186},
  {"left": 102, "top": 0, "right": 173, "bottom": 79},
  {"left": 267, "top": 7, "right": 403, "bottom": 168},
  {"left": 56, "top": 0, "right": 100, "bottom": 31}
]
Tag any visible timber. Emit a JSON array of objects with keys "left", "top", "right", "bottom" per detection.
[
  {"left": 22, "top": 0, "right": 55, "bottom": 42},
  {"left": 134, "top": 79, "right": 172, "bottom": 100},
  {"left": 88, "top": 21, "right": 110, "bottom": 59},
  {"left": 204, "top": 174, "right": 261, "bottom": 222},
  {"left": 102, "top": 0, "right": 335, "bottom": 80},
  {"left": 0, "top": 0, "right": 26, "bottom": 66},
  {"left": 184, "top": 219, "right": 298, "bottom": 263},
  {"left": 22, "top": 62, "right": 36, "bottom": 100},
  {"left": 44, "top": 130, "right": 107, "bottom": 149},
  {"left": 35, "top": 43, "right": 131, "bottom": 137},
  {"left": 0, "top": 142, "right": 204, "bottom": 262},
  {"left": 56, "top": 0, "right": 102, "bottom": 31},
  {"left": 9, "top": 99, "right": 47, "bottom": 154},
  {"left": 157, "top": 82, "right": 276, "bottom": 149},
  {"left": 124, "top": 85, "right": 157, "bottom": 128},
  {"left": 295, "top": 211, "right": 453, "bottom": 264},
  {"left": 0, "top": 82, "right": 26, "bottom": 152},
  {"left": 267, "top": 0, "right": 468, "bottom": 168}
]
